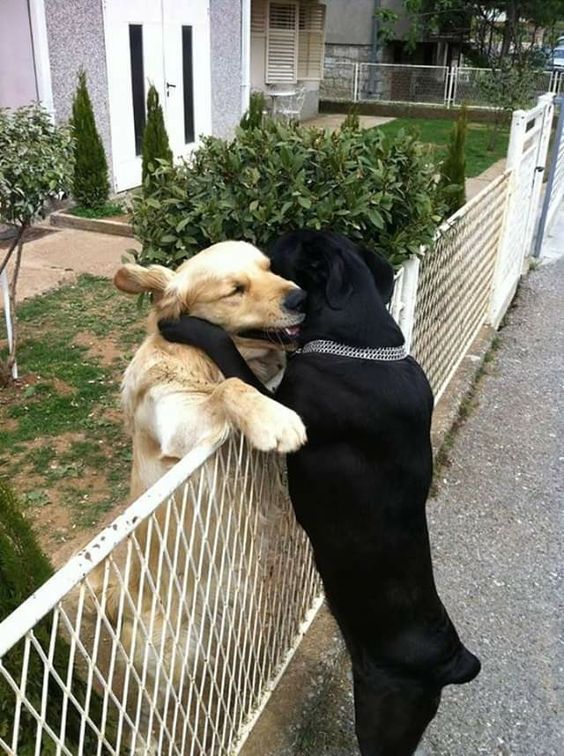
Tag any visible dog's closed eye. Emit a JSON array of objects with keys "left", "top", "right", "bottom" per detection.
[{"left": 228, "top": 283, "right": 247, "bottom": 296}]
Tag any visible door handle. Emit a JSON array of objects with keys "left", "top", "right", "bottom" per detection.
[{"left": 166, "top": 82, "right": 177, "bottom": 97}]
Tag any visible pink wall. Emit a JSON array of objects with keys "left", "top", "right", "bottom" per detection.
[{"left": 0, "top": 0, "right": 38, "bottom": 108}]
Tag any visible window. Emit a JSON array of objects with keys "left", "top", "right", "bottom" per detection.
[
  {"left": 254, "top": 1, "right": 326, "bottom": 84},
  {"left": 182, "top": 26, "right": 195, "bottom": 144},
  {"left": 298, "top": 3, "right": 326, "bottom": 81},
  {"left": 129, "top": 25, "right": 145, "bottom": 156}
]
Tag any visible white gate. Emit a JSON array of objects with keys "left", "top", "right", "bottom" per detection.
[
  {"left": 489, "top": 94, "right": 554, "bottom": 326},
  {"left": 534, "top": 95, "right": 564, "bottom": 255}
]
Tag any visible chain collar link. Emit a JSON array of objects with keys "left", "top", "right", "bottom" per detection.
[{"left": 295, "top": 339, "right": 408, "bottom": 361}]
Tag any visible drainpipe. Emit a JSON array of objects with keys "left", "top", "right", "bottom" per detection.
[
  {"left": 368, "top": 0, "right": 381, "bottom": 96},
  {"left": 371, "top": 0, "right": 380, "bottom": 63},
  {"left": 241, "top": 0, "right": 252, "bottom": 114}
]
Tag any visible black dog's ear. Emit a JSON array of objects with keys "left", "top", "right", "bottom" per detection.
[
  {"left": 358, "top": 247, "right": 395, "bottom": 305},
  {"left": 290, "top": 236, "right": 353, "bottom": 310},
  {"left": 324, "top": 248, "right": 354, "bottom": 309}
]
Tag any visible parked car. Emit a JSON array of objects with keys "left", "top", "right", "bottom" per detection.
[{"left": 552, "top": 46, "right": 564, "bottom": 70}]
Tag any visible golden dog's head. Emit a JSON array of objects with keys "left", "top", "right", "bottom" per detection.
[{"left": 114, "top": 241, "right": 306, "bottom": 348}]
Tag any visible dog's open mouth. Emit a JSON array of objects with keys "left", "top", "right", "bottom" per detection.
[{"left": 237, "top": 323, "right": 301, "bottom": 345}]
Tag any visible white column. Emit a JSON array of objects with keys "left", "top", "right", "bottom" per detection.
[{"left": 28, "top": 0, "right": 55, "bottom": 117}]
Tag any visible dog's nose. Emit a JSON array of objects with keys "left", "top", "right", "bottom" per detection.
[{"left": 284, "top": 288, "right": 307, "bottom": 312}]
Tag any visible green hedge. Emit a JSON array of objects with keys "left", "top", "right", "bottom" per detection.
[{"left": 132, "top": 119, "right": 445, "bottom": 268}]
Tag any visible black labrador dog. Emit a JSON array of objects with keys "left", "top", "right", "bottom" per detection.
[{"left": 160, "top": 230, "right": 480, "bottom": 755}]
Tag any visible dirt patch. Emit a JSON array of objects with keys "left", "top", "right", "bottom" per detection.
[
  {"left": 51, "top": 377, "right": 75, "bottom": 395},
  {"left": 73, "top": 331, "right": 122, "bottom": 366}
]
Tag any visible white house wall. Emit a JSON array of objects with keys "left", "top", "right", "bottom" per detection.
[
  {"left": 0, "top": 0, "right": 38, "bottom": 108},
  {"left": 210, "top": 0, "right": 244, "bottom": 138},
  {"left": 44, "top": 0, "right": 114, "bottom": 177}
]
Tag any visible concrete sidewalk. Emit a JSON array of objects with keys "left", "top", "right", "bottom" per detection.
[
  {"left": 1, "top": 227, "right": 140, "bottom": 303},
  {"left": 268, "top": 258, "right": 563, "bottom": 755}
]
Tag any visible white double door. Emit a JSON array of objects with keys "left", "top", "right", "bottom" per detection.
[{"left": 104, "top": 0, "right": 212, "bottom": 191}]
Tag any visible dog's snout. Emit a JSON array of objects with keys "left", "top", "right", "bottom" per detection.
[{"left": 284, "top": 288, "right": 307, "bottom": 313}]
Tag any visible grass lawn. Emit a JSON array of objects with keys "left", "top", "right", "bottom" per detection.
[
  {"left": 0, "top": 275, "right": 146, "bottom": 565},
  {"left": 377, "top": 118, "right": 510, "bottom": 178}
]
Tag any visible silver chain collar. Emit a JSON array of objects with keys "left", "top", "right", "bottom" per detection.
[{"left": 295, "top": 339, "right": 408, "bottom": 361}]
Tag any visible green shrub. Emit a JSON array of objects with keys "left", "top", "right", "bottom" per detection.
[
  {"left": 142, "top": 84, "right": 172, "bottom": 193},
  {"left": 341, "top": 107, "right": 360, "bottom": 131},
  {"left": 132, "top": 120, "right": 444, "bottom": 268},
  {"left": 440, "top": 106, "right": 468, "bottom": 217},
  {"left": 71, "top": 69, "right": 109, "bottom": 208},
  {"left": 240, "top": 91, "right": 267, "bottom": 130},
  {"left": 0, "top": 481, "right": 115, "bottom": 753}
]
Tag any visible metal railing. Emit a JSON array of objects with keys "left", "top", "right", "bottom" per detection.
[
  {"left": 0, "top": 95, "right": 556, "bottom": 756},
  {"left": 321, "top": 61, "right": 564, "bottom": 108}
]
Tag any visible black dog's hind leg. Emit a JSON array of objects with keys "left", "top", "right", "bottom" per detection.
[
  {"left": 159, "top": 315, "right": 271, "bottom": 395},
  {"left": 353, "top": 667, "right": 441, "bottom": 756}
]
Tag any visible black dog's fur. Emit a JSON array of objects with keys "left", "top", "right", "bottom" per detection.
[{"left": 160, "top": 231, "right": 480, "bottom": 755}]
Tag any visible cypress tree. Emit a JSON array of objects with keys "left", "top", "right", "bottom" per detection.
[
  {"left": 441, "top": 105, "right": 468, "bottom": 217},
  {"left": 71, "top": 69, "right": 109, "bottom": 208},
  {"left": 142, "top": 85, "right": 172, "bottom": 192}
]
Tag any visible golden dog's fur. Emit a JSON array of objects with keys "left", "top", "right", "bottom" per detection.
[{"left": 89, "top": 242, "right": 306, "bottom": 744}]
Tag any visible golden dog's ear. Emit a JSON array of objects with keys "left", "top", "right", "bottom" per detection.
[{"left": 114, "top": 264, "right": 173, "bottom": 295}]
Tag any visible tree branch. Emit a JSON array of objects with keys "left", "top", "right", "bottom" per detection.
[{"left": 0, "top": 225, "right": 26, "bottom": 278}]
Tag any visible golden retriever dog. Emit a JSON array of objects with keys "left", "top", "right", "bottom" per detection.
[
  {"left": 88, "top": 241, "right": 307, "bottom": 748},
  {"left": 115, "top": 240, "right": 307, "bottom": 499}
]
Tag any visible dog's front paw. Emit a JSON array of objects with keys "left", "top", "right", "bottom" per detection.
[{"left": 244, "top": 398, "right": 307, "bottom": 454}]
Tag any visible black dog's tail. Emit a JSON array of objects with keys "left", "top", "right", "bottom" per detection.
[
  {"left": 434, "top": 644, "right": 481, "bottom": 687},
  {"left": 353, "top": 669, "right": 441, "bottom": 756}
]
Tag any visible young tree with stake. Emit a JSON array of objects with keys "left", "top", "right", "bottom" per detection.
[{"left": 0, "top": 105, "right": 72, "bottom": 385}]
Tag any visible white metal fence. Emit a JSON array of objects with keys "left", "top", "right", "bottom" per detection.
[
  {"left": 0, "top": 440, "right": 322, "bottom": 755},
  {"left": 321, "top": 61, "right": 564, "bottom": 108},
  {"left": 0, "top": 95, "right": 556, "bottom": 755}
]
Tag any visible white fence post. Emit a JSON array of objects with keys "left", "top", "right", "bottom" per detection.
[
  {"left": 398, "top": 256, "right": 420, "bottom": 351},
  {"left": 353, "top": 62, "right": 360, "bottom": 102},
  {"left": 1, "top": 269, "right": 17, "bottom": 380},
  {"left": 534, "top": 94, "right": 564, "bottom": 255}
]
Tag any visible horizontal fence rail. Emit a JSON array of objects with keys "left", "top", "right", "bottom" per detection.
[{"left": 321, "top": 61, "right": 564, "bottom": 108}]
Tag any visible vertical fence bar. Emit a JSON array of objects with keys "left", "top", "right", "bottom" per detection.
[
  {"left": 443, "top": 67, "right": 450, "bottom": 107},
  {"left": 450, "top": 64, "right": 458, "bottom": 107},
  {"left": 353, "top": 62, "right": 360, "bottom": 102},
  {"left": 1, "top": 268, "right": 17, "bottom": 380},
  {"left": 534, "top": 95, "right": 564, "bottom": 256}
]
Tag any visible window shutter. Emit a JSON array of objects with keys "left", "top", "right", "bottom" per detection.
[
  {"left": 298, "top": 3, "right": 326, "bottom": 80},
  {"left": 266, "top": 2, "right": 298, "bottom": 84},
  {"left": 251, "top": 0, "right": 267, "bottom": 35}
]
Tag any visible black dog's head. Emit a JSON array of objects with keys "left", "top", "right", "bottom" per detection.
[{"left": 269, "top": 230, "right": 401, "bottom": 346}]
